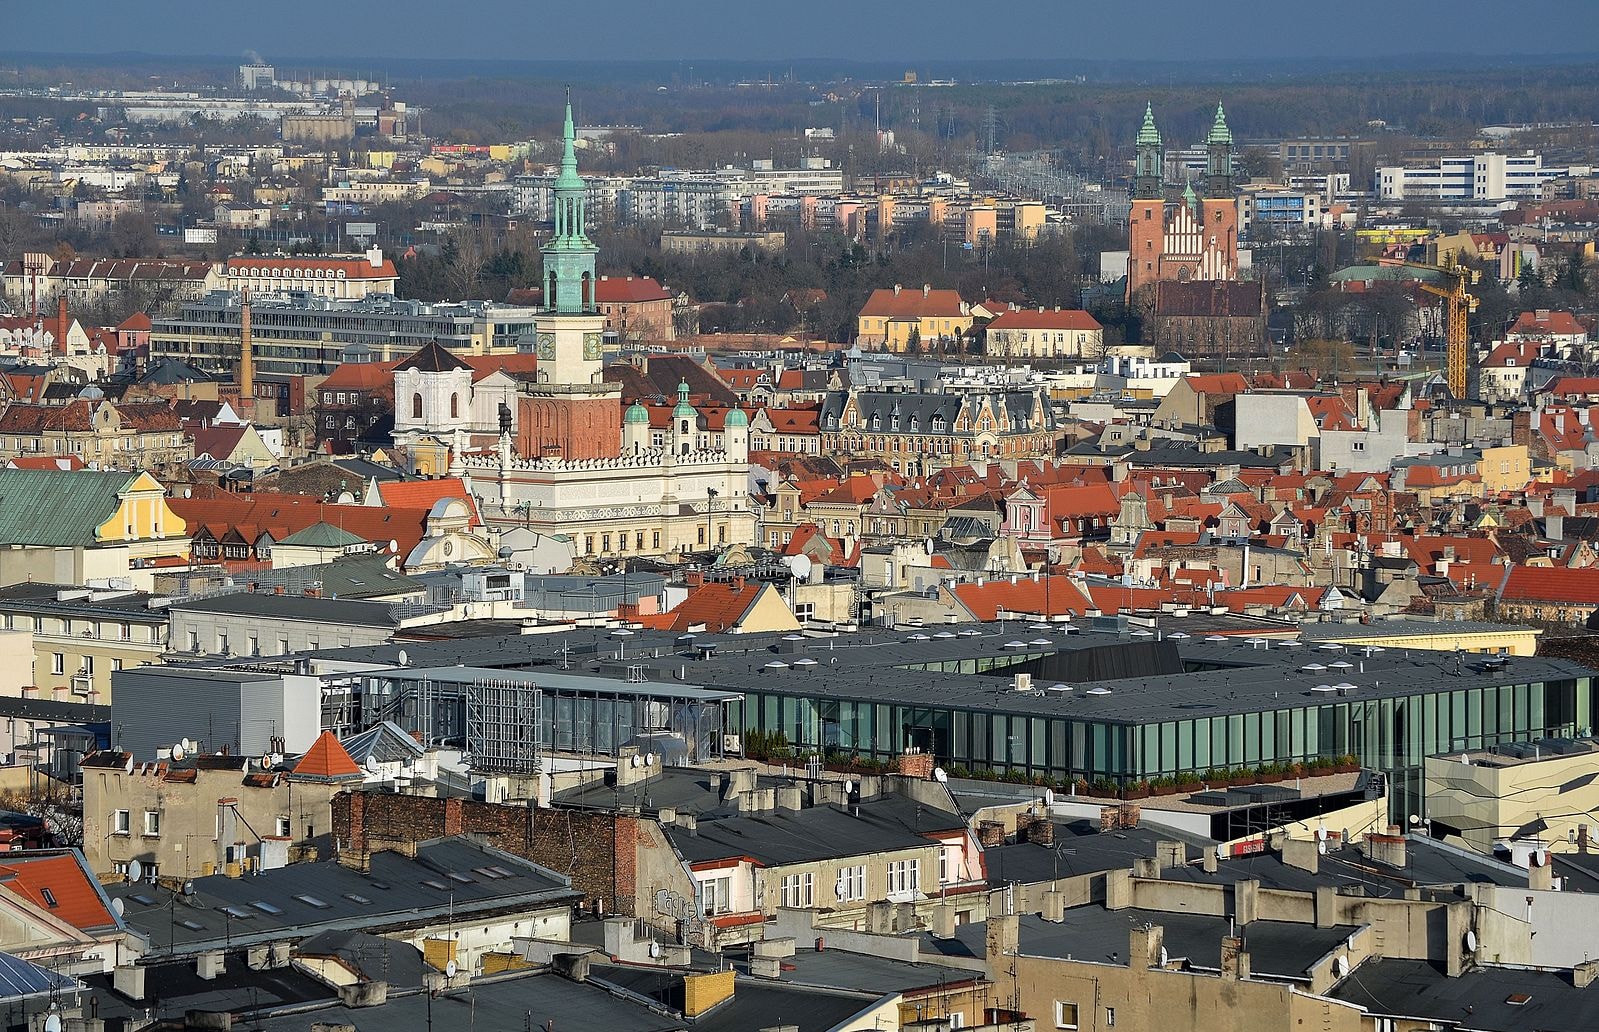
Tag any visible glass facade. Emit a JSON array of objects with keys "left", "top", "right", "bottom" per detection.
[{"left": 731, "top": 674, "right": 1593, "bottom": 823}]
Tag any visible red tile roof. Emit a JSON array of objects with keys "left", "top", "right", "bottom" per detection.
[
  {"left": 292, "top": 731, "right": 362, "bottom": 779},
  {"left": 1181, "top": 373, "right": 1249, "bottom": 395},
  {"left": 1511, "top": 310, "right": 1588, "bottom": 338},
  {"left": 320, "top": 361, "right": 398, "bottom": 390},
  {"left": 226, "top": 255, "right": 397, "bottom": 280},
  {"left": 594, "top": 275, "right": 672, "bottom": 303},
  {"left": 169, "top": 492, "right": 438, "bottom": 557},
  {"left": 375, "top": 477, "right": 480, "bottom": 524},
  {"left": 1499, "top": 565, "right": 1599, "bottom": 605},
  {"left": 986, "top": 309, "right": 1102, "bottom": 331},
  {"left": 951, "top": 575, "right": 1092, "bottom": 620},
  {"left": 858, "top": 286, "right": 966, "bottom": 320},
  {"left": 0, "top": 853, "right": 117, "bottom": 932},
  {"left": 650, "top": 580, "right": 770, "bottom": 633}
]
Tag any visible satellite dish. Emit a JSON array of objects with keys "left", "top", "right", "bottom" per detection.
[
  {"left": 1158, "top": 945, "right": 1169, "bottom": 966},
  {"left": 843, "top": 780, "right": 856, "bottom": 796},
  {"left": 127, "top": 860, "right": 143, "bottom": 883},
  {"left": 932, "top": 767, "right": 948, "bottom": 784},
  {"left": 44, "top": 1014, "right": 60, "bottom": 1032},
  {"left": 260, "top": 754, "right": 274, "bottom": 770},
  {"left": 1317, "top": 839, "right": 1327, "bottom": 855},
  {"left": 1043, "top": 788, "right": 1056, "bottom": 807},
  {"left": 397, "top": 649, "right": 409, "bottom": 667},
  {"left": 1464, "top": 929, "right": 1478, "bottom": 953},
  {"left": 789, "top": 553, "right": 813, "bottom": 582},
  {"left": 389, "top": 539, "right": 400, "bottom": 554},
  {"left": 1316, "top": 825, "right": 1328, "bottom": 842},
  {"left": 630, "top": 755, "right": 641, "bottom": 768},
  {"left": 182, "top": 881, "right": 195, "bottom": 896},
  {"left": 171, "top": 743, "right": 186, "bottom": 762},
  {"left": 365, "top": 754, "right": 381, "bottom": 774},
  {"left": 1333, "top": 955, "right": 1350, "bottom": 978},
  {"left": 111, "top": 897, "right": 125, "bottom": 916}
]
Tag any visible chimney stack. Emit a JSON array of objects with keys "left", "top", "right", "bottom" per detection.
[{"left": 239, "top": 286, "right": 255, "bottom": 402}]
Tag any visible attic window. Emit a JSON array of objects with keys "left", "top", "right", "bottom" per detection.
[
  {"left": 447, "top": 872, "right": 475, "bottom": 884},
  {"left": 40, "top": 888, "right": 57, "bottom": 908},
  {"left": 295, "top": 894, "right": 330, "bottom": 909},
  {"left": 251, "top": 901, "right": 284, "bottom": 915},
  {"left": 344, "top": 893, "right": 372, "bottom": 905},
  {"left": 177, "top": 918, "right": 206, "bottom": 931},
  {"left": 422, "top": 879, "right": 450, "bottom": 891}
]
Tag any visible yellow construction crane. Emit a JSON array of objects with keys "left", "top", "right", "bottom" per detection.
[{"left": 1376, "top": 255, "right": 1480, "bottom": 399}]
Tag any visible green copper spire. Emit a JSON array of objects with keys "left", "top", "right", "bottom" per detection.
[
  {"left": 1182, "top": 177, "right": 1199, "bottom": 215},
  {"left": 1206, "top": 102, "right": 1232, "bottom": 147},
  {"left": 1137, "top": 102, "right": 1162, "bottom": 147},
  {"left": 542, "top": 87, "right": 598, "bottom": 315},
  {"left": 672, "top": 380, "right": 696, "bottom": 418}
]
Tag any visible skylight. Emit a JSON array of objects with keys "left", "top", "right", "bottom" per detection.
[
  {"left": 295, "top": 894, "right": 330, "bottom": 909},
  {"left": 250, "top": 901, "right": 284, "bottom": 915},
  {"left": 344, "top": 893, "right": 372, "bottom": 905}
]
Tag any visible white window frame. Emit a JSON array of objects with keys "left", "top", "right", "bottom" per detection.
[
  {"left": 836, "top": 864, "right": 866, "bottom": 902},
  {"left": 886, "top": 858, "right": 920, "bottom": 895},
  {"left": 780, "top": 871, "right": 815, "bottom": 908},
  {"left": 699, "top": 874, "right": 732, "bottom": 916},
  {"left": 142, "top": 810, "right": 161, "bottom": 837},
  {"left": 1054, "top": 1001, "right": 1079, "bottom": 1030},
  {"left": 112, "top": 809, "right": 130, "bottom": 835}
]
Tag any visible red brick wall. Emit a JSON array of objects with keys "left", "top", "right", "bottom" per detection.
[{"left": 333, "top": 792, "right": 640, "bottom": 914}]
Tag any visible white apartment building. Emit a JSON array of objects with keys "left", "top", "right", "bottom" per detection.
[
  {"left": 512, "top": 161, "right": 843, "bottom": 230},
  {"left": 1377, "top": 152, "right": 1592, "bottom": 202}
]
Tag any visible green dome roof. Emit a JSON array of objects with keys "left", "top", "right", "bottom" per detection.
[
  {"left": 1206, "top": 102, "right": 1233, "bottom": 146},
  {"left": 1136, "top": 102, "right": 1162, "bottom": 148},
  {"left": 725, "top": 405, "right": 748, "bottom": 427},
  {"left": 624, "top": 401, "right": 651, "bottom": 425},
  {"left": 671, "top": 379, "right": 696, "bottom": 418}
]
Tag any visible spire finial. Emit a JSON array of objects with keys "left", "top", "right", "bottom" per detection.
[
  {"left": 1207, "top": 101, "right": 1232, "bottom": 146},
  {"left": 1137, "top": 102, "right": 1162, "bottom": 148}
]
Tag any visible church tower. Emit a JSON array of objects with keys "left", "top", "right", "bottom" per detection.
[
  {"left": 1201, "top": 102, "right": 1240, "bottom": 280},
  {"left": 518, "top": 90, "right": 622, "bottom": 461},
  {"left": 533, "top": 89, "right": 606, "bottom": 388},
  {"left": 1126, "top": 103, "right": 1166, "bottom": 302},
  {"left": 1205, "top": 102, "right": 1234, "bottom": 198}
]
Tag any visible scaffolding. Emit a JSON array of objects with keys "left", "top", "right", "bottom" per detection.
[{"left": 467, "top": 675, "right": 542, "bottom": 775}]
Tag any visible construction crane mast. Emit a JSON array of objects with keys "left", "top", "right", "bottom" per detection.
[{"left": 1377, "top": 255, "right": 1480, "bottom": 399}]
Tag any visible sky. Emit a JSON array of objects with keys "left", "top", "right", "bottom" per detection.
[{"left": 6, "top": 0, "right": 1598, "bottom": 65}]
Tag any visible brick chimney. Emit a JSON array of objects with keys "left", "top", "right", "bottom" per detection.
[{"left": 54, "top": 295, "right": 68, "bottom": 356}]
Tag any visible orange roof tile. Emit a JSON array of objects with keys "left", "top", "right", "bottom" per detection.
[
  {"left": 0, "top": 853, "right": 117, "bottom": 932},
  {"left": 292, "top": 731, "right": 362, "bottom": 779}
]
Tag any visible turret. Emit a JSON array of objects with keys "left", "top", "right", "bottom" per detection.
[
  {"left": 1205, "top": 102, "right": 1234, "bottom": 198},
  {"left": 1133, "top": 103, "right": 1164, "bottom": 201},
  {"left": 724, "top": 403, "right": 749, "bottom": 463},
  {"left": 670, "top": 380, "right": 697, "bottom": 457},
  {"left": 542, "top": 88, "right": 598, "bottom": 315},
  {"left": 623, "top": 400, "right": 651, "bottom": 453}
]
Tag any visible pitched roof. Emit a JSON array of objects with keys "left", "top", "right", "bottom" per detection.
[
  {"left": 0, "top": 469, "right": 144, "bottom": 547},
  {"left": 290, "top": 731, "right": 363, "bottom": 780},
  {"left": 1153, "top": 280, "right": 1264, "bottom": 317},
  {"left": 226, "top": 255, "right": 397, "bottom": 280},
  {"left": 651, "top": 580, "right": 779, "bottom": 633},
  {"left": 986, "top": 308, "right": 1102, "bottom": 331},
  {"left": 0, "top": 852, "right": 118, "bottom": 933},
  {"left": 951, "top": 575, "right": 1093, "bottom": 620},
  {"left": 278, "top": 522, "right": 367, "bottom": 548},
  {"left": 375, "top": 477, "right": 480, "bottom": 524},
  {"left": 1511, "top": 310, "right": 1588, "bottom": 338},
  {"left": 393, "top": 341, "right": 471, "bottom": 373},
  {"left": 858, "top": 286, "right": 966, "bottom": 320},
  {"left": 593, "top": 275, "right": 672, "bottom": 303},
  {"left": 319, "top": 360, "right": 398, "bottom": 390},
  {"left": 1499, "top": 565, "right": 1599, "bottom": 606}
]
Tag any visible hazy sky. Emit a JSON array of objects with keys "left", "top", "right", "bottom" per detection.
[{"left": 8, "top": 0, "right": 1598, "bottom": 64}]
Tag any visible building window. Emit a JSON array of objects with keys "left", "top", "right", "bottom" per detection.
[
  {"left": 275, "top": 816, "right": 291, "bottom": 838},
  {"left": 780, "top": 872, "right": 814, "bottom": 908},
  {"left": 143, "top": 810, "right": 161, "bottom": 837},
  {"left": 699, "top": 875, "right": 732, "bottom": 916},
  {"left": 450, "top": 393, "right": 460, "bottom": 419},
  {"left": 836, "top": 865, "right": 866, "bottom": 902},
  {"left": 51, "top": 653, "right": 64, "bottom": 675},
  {"left": 1054, "top": 1002, "right": 1079, "bottom": 1030},
  {"left": 886, "top": 858, "right": 919, "bottom": 895},
  {"left": 112, "top": 810, "right": 130, "bottom": 835},
  {"left": 412, "top": 393, "right": 423, "bottom": 419}
]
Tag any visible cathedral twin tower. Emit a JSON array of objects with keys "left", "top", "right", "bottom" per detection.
[{"left": 1126, "top": 103, "right": 1240, "bottom": 301}]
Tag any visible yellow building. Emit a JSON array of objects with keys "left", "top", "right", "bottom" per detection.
[
  {"left": 0, "top": 468, "right": 190, "bottom": 590},
  {"left": 0, "top": 584, "right": 170, "bottom": 702},
  {"left": 855, "top": 284, "right": 973, "bottom": 351},
  {"left": 1426, "top": 739, "right": 1599, "bottom": 855},
  {"left": 1477, "top": 443, "right": 1536, "bottom": 494}
]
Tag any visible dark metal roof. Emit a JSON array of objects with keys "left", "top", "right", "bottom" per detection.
[{"left": 1328, "top": 957, "right": 1599, "bottom": 1032}]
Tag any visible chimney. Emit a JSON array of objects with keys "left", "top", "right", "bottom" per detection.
[
  {"left": 54, "top": 295, "right": 68, "bottom": 356},
  {"left": 893, "top": 283, "right": 903, "bottom": 296},
  {"left": 1363, "top": 825, "right": 1407, "bottom": 869},
  {"left": 922, "top": 283, "right": 931, "bottom": 298},
  {"left": 366, "top": 246, "right": 384, "bottom": 269},
  {"left": 239, "top": 286, "right": 254, "bottom": 401},
  {"left": 1575, "top": 960, "right": 1599, "bottom": 989},
  {"left": 1548, "top": 513, "right": 1565, "bottom": 541},
  {"left": 1220, "top": 935, "right": 1251, "bottom": 980}
]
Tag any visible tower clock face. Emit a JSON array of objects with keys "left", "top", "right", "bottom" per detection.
[
  {"left": 583, "top": 332, "right": 602, "bottom": 360},
  {"left": 536, "top": 333, "right": 556, "bottom": 360}
]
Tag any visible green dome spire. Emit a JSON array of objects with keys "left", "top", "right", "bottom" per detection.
[
  {"left": 624, "top": 401, "right": 650, "bottom": 425},
  {"left": 671, "top": 380, "right": 696, "bottom": 419},
  {"left": 725, "top": 403, "right": 748, "bottom": 427},
  {"left": 554, "top": 87, "right": 584, "bottom": 194},
  {"left": 1137, "top": 102, "right": 1162, "bottom": 148},
  {"left": 1206, "top": 102, "right": 1232, "bottom": 147},
  {"left": 1182, "top": 177, "right": 1199, "bottom": 215}
]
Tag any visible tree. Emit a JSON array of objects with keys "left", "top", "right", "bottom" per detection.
[{"left": 108, "top": 211, "right": 158, "bottom": 257}]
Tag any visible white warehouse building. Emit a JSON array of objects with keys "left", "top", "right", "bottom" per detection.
[{"left": 1377, "top": 151, "right": 1591, "bottom": 202}]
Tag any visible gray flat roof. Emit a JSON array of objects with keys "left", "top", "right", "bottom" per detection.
[
  {"left": 170, "top": 592, "right": 402, "bottom": 626},
  {"left": 1329, "top": 957, "right": 1599, "bottom": 1032},
  {"left": 667, "top": 796, "right": 960, "bottom": 867},
  {"left": 374, "top": 666, "right": 741, "bottom": 702},
  {"left": 293, "top": 623, "right": 1597, "bottom": 726},
  {"left": 107, "top": 838, "right": 577, "bottom": 956}
]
